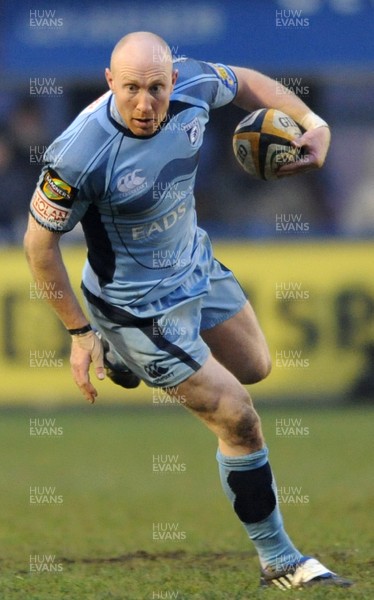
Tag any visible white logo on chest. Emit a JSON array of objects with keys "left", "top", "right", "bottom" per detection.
[{"left": 117, "top": 169, "right": 146, "bottom": 193}]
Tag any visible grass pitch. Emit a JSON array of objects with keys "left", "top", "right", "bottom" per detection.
[{"left": 0, "top": 403, "right": 373, "bottom": 599}]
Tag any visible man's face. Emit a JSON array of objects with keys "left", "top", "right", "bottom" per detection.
[{"left": 106, "top": 61, "right": 178, "bottom": 137}]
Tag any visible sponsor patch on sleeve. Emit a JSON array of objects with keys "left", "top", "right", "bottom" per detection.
[
  {"left": 39, "top": 168, "right": 78, "bottom": 208},
  {"left": 208, "top": 63, "right": 237, "bottom": 93},
  {"left": 31, "top": 189, "right": 71, "bottom": 231}
]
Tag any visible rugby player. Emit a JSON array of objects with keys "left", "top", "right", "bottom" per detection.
[{"left": 24, "top": 32, "right": 351, "bottom": 590}]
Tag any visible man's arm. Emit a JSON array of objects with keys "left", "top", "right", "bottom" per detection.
[
  {"left": 230, "top": 66, "right": 331, "bottom": 176},
  {"left": 24, "top": 214, "right": 104, "bottom": 402}
]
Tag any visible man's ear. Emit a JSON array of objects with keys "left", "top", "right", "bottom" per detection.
[
  {"left": 171, "top": 69, "right": 179, "bottom": 90},
  {"left": 105, "top": 67, "right": 114, "bottom": 92}
]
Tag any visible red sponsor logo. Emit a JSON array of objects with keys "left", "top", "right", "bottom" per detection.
[{"left": 32, "top": 190, "right": 69, "bottom": 225}]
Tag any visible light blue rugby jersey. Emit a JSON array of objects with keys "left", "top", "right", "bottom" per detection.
[{"left": 30, "top": 59, "right": 238, "bottom": 311}]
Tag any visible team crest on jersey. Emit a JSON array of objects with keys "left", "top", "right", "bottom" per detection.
[
  {"left": 117, "top": 169, "right": 147, "bottom": 197},
  {"left": 182, "top": 118, "right": 201, "bottom": 147},
  {"left": 40, "top": 168, "right": 77, "bottom": 208},
  {"left": 209, "top": 63, "right": 236, "bottom": 93}
]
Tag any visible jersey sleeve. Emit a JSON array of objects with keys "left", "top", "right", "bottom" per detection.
[
  {"left": 204, "top": 62, "right": 238, "bottom": 108},
  {"left": 172, "top": 58, "right": 238, "bottom": 110},
  {"left": 29, "top": 112, "right": 106, "bottom": 233},
  {"left": 29, "top": 161, "right": 90, "bottom": 233}
]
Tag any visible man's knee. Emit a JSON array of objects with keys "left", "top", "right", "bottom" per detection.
[
  {"left": 177, "top": 377, "right": 263, "bottom": 448},
  {"left": 219, "top": 389, "right": 263, "bottom": 449},
  {"left": 238, "top": 350, "right": 272, "bottom": 385}
]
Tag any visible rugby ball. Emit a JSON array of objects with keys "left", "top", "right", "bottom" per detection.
[{"left": 232, "top": 108, "right": 304, "bottom": 180}]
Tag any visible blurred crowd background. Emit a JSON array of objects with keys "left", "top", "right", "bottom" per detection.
[{"left": 1, "top": 0, "right": 373, "bottom": 244}]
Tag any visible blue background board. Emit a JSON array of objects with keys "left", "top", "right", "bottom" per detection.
[{"left": 1, "top": 0, "right": 374, "bottom": 83}]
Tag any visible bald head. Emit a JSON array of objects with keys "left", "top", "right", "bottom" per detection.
[
  {"left": 105, "top": 31, "right": 178, "bottom": 136},
  {"left": 110, "top": 31, "right": 173, "bottom": 74}
]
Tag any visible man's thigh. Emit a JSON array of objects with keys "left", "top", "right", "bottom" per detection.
[
  {"left": 201, "top": 301, "right": 271, "bottom": 384},
  {"left": 199, "top": 259, "right": 271, "bottom": 383}
]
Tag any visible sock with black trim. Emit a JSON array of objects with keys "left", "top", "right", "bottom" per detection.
[{"left": 216, "top": 446, "right": 302, "bottom": 570}]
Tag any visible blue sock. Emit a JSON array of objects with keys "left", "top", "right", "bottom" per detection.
[{"left": 216, "top": 446, "right": 303, "bottom": 570}]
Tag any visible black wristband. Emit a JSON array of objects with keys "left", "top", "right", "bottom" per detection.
[{"left": 68, "top": 324, "right": 92, "bottom": 336}]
